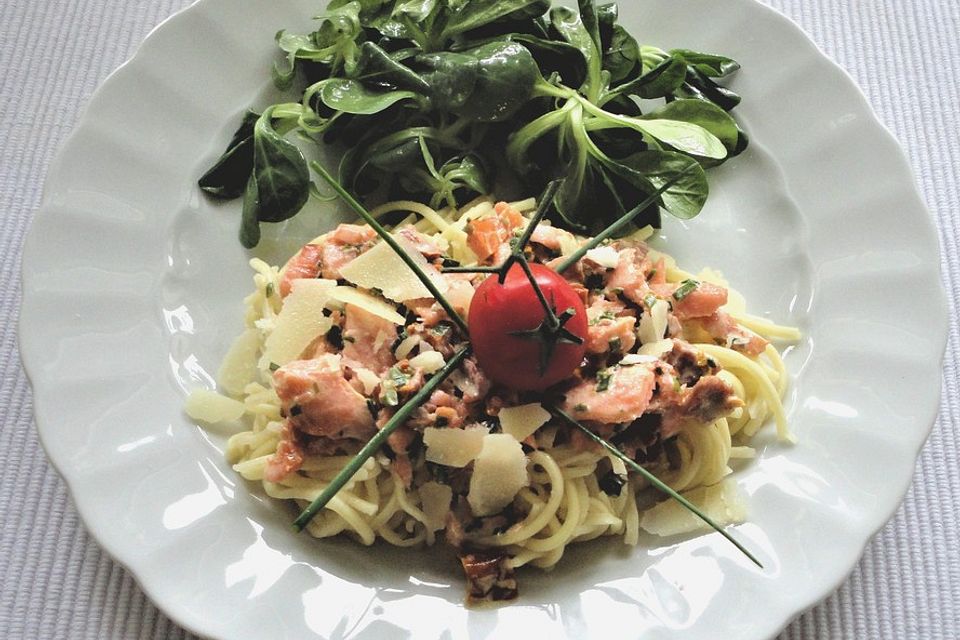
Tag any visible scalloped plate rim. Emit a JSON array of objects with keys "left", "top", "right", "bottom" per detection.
[{"left": 19, "top": 0, "right": 948, "bottom": 639}]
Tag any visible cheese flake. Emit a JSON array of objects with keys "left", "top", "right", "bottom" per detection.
[
  {"left": 338, "top": 235, "right": 448, "bottom": 302},
  {"left": 640, "top": 480, "right": 746, "bottom": 537},
  {"left": 327, "top": 287, "right": 405, "bottom": 325},
  {"left": 499, "top": 403, "right": 551, "bottom": 442},
  {"left": 467, "top": 434, "right": 529, "bottom": 517},
  {"left": 423, "top": 424, "right": 488, "bottom": 467},
  {"left": 262, "top": 279, "right": 335, "bottom": 366},
  {"left": 185, "top": 389, "right": 246, "bottom": 424}
]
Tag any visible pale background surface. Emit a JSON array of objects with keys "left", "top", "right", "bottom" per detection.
[{"left": 1, "top": 1, "right": 957, "bottom": 638}]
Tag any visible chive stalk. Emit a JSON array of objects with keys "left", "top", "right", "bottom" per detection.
[
  {"left": 440, "top": 266, "right": 501, "bottom": 274},
  {"left": 294, "top": 346, "right": 470, "bottom": 531},
  {"left": 552, "top": 407, "right": 763, "bottom": 568}
]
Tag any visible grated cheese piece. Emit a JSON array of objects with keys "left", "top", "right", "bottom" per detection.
[
  {"left": 394, "top": 334, "right": 420, "bottom": 360},
  {"left": 640, "top": 479, "right": 746, "bottom": 537},
  {"left": 499, "top": 403, "right": 551, "bottom": 442},
  {"left": 262, "top": 279, "right": 335, "bottom": 367},
  {"left": 338, "top": 235, "right": 448, "bottom": 302},
  {"left": 185, "top": 389, "right": 246, "bottom": 423},
  {"left": 327, "top": 286, "right": 405, "bottom": 325},
  {"left": 423, "top": 424, "right": 488, "bottom": 467},
  {"left": 638, "top": 300, "right": 669, "bottom": 345},
  {"left": 409, "top": 350, "right": 445, "bottom": 374},
  {"left": 419, "top": 481, "right": 453, "bottom": 532},
  {"left": 637, "top": 338, "right": 674, "bottom": 358},
  {"left": 354, "top": 367, "right": 381, "bottom": 395},
  {"left": 584, "top": 245, "right": 620, "bottom": 269},
  {"left": 467, "top": 434, "right": 529, "bottom": 517},
  {"left": 217, "top": 328, "right": 260, "bottom": 396}
]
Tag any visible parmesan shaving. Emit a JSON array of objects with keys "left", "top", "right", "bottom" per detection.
[
  {"left": 408, "top": 350, "right": 445, "bottom": 374},
  {"left": 640, "top": 480, "right": 746, "bottom": 537},
  {"left": 467, "top": 434, "right": 529, "bottom": 517},
  {"left": 423, "top": 425, "right": 488, "bottom": 467},
  {"left": 217, "top": 328, "right": 260, "bottom": 396},
  {"left": 608, "top": 454, "right": 627, "bottom": 476},
  {"left": 584, "top": 245, "right": 620, "bottom": 268},
  {"left": 419, "top": 482, "right": 453, "bottom": 532},
  {"left": 338, "top": 235, "right": 448, "bottom": 302},
  {"left": 637, "top": 339, "right": 674, "bottom": 358},
  {"left": 499, "top": 403, "right": 551, "bottom": 442},
  {"left": 327, "top": 287, "right": 406, "bottom": 325},
  {"left": 185, "top": 389, "right": 246, "bottom": 424},
  {"left": 394, "top": 334, "right": 420, "bottom": 360},
  {"left": 637, "top": 299, "right": 669, "bottom": 345},
  {"left": 262, "top": 279, "right": 335, "bottom": 367},
  {"left": 353, "top": 367, "right": 381, "bottom": 395},
  {"left": 619, "top": 353, "right": 659, "bottom": 366}
]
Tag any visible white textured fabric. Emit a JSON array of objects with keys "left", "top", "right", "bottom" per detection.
[{"left": 1, "top": 0, "right": 956, "bottom": 638}]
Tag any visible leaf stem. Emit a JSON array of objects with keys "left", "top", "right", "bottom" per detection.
[
  {"left": 551, "top": 407, "right": 763, "bottom": 568},
  {"left": 293, "top": 346, "right": 471, "bottom": 531},
  {"left": 553, "top": 164, "right": 697, "bottom": 274},
  {"left": 311, "top": 161, "right": 469, "bottom": 335}
]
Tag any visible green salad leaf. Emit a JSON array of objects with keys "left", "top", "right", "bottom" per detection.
[{"left": 199, "top": 0, "right": 749, "bottom": 246}]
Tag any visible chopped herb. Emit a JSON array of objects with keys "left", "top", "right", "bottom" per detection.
[
  {"left": 343, "top": 335, "right": 356, "bottom": 343},
  {"left": 574, "top": 403, "right": 588, "bottom": 412},
  {"left": 609, "top": 337, "right": 622, "bottom": 353},
  {"left": 643, "top": 294, "right": 658, "bottom": 309},
  {"left": 432, "top": 323, "right": 451, "bottom": 337},
  {"left": 673, "top": 376, "right": 682, "bottom": 393},
  {"left": 589, "top": 310, "right": 617, "bottom": 326},
  {"left": 584, "top": 273, "right": 604, "bottom": 290},
  {"left": 388, "top": 365, "right": 411, "bottom": 388},
  {"left": 264, "top": 282, "right": 275, "bottom": 298},
  {"left": 673, "top": 279, "right": 700, "bottom": 301},
  {"left": 268, "top": 362, "right": 280, "bottom": 372},
  {"left": 648, "top": 269, "right": 657, "bottom": 280},
  {"left": 596, "top": 369, "right": 614, "bottom": 392},
  {"left": 380, "top": 383, "right": 399, "bottom": 407}
]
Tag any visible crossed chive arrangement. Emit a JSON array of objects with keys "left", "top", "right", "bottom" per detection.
[{"left": 293, "top": 163, "right": 762, "bottom": 569}]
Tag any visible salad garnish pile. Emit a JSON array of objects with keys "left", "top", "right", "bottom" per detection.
[{"left": 198, "top": 0, "right": 746, "bottom": 246}]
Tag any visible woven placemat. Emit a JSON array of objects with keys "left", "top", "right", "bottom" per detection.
[{"left": 1, "top": 0, "right": 956, "bottom": 637}]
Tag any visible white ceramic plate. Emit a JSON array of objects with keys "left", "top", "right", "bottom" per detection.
[{"left": 21, "top": 0, "right": 947, "bottom": 638}]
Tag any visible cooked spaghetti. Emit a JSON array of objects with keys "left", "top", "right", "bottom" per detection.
[{"left": 187, "top": 195, "right": 799, "bottom": 601}]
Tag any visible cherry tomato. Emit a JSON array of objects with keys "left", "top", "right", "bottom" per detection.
[{"left": 468, "top": 262, "right": 587, "bottom": 391}]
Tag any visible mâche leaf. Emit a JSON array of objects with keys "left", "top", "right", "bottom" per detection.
[
  {"left": 199, "top": 0, "right": 748, "bottom": 244},
  {"left": 252, "top": 107, "right": 310, "bottom": 223},
  {"left": 198, "top": 110, "right": 260, "bottom": 199}
]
